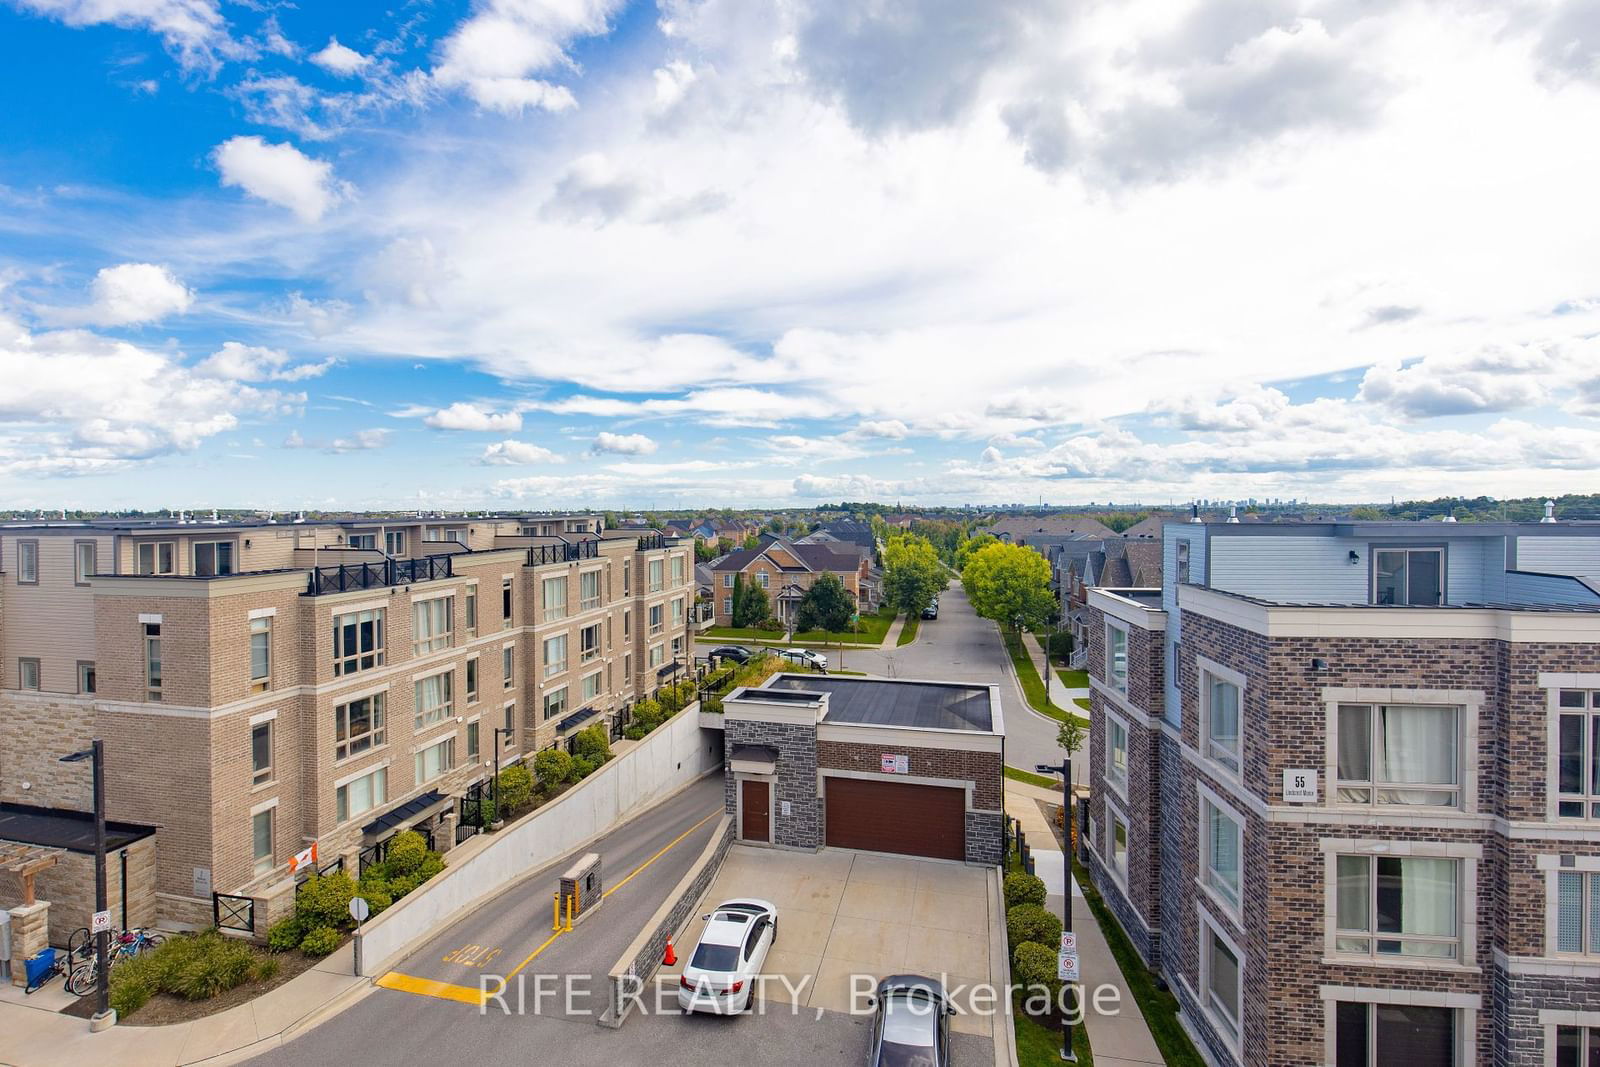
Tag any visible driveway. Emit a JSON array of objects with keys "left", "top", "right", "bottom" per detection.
[{"left": 663, "top": 845, "right": 1000, "bottom": 1046}]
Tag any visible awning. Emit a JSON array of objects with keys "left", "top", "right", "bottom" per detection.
[
  {"left": 656, "top": 661, "right": 683, "bottom": 678},
  {"left": 361, "top": 790, "right": 451, "bottom": 842},
  {"left": 0, "top": 802, "right": 157, "bottom": 854},
  {"left": 556, "top": 706, "right": 602, "bottom": 734},
  {"left": 729, "top": 744, "right": 778, "bottom": 774}
]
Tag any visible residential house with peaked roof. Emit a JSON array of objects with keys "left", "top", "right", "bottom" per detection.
[
  {"left": 708, "top": 537, "right": 871, "bottom": 628},
  {"left": 986, "top": 514, "right": 1118, "bottom": 542}
]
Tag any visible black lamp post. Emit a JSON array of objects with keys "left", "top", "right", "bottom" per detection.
[
  {"left": 491, "top": 728, "right": 512, "bottom": 824},
  {"left": 61, "top": 740, "right": 112, "bottom": 1029},
  {"left": 1036, "top": 757, "right": 1076, "bottom": 1063}
]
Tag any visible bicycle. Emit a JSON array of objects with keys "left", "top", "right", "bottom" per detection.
[{"left": 65, "top": 927, "right": 165, "bottom": 996}]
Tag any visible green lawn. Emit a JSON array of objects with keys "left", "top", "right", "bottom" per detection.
[
  {"left": 1057, "top": 668, "right": 1090, "bottom": 688},
  {"left": 1003, "top": 628, "right": 1089, "bottom": 728},
  {"left": 700, "top": 609, "right": 895, "bottom": 646},
  {"left": 1005, "top": 765, "right": 1060, "bottom": 789},
  {"left": 1016, "top": 998, "right": 1094, "bottom": 1066},
  {"left": 1074, "top": 697, "right": 1090, "bottom": 711},
  {"left": 896, "top": 614, "right": 920, "bottom": 646}
]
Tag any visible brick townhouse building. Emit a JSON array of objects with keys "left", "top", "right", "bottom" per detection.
[
  {"left": 1081, "top": 518, "right": 1600, "bottom": 1067},
  {"left": 0, "top": 513, "right": 692, "bottom": 944},
  {"left": 708, "top": 536, "right": 872, "bottom": 628}
]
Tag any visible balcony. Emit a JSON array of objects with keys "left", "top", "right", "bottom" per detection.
[
  {"left": 637, "top": 533, "right": 665, "bottom": 552},
  {"left": 307, "top": 555, "right": 453, "bottom": 595},
  {"left": 526, "top": 540, "right": 599, "bottom": 567}
]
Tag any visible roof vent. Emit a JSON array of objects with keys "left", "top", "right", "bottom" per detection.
[
  {"left": 1441, "top": 515, "right": 1457, "bottom": 523},
  {"left": 1188, "top": 503, "right": 1203, "bottom": 524},
  {"left": 1226, "top": 505, "right": 1240, "bottom": 524},
  {"left": 1542, "top": 500, "right": 1558, "bottom": 523}
]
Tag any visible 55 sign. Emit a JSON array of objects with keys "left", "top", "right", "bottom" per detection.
[{"left": 1282, "top": 768, "right": 1318, "bottom": 804}]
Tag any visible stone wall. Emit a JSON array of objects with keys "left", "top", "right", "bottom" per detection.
[{"left": 722, "top": 719, "right": 819, "bottom": 849}]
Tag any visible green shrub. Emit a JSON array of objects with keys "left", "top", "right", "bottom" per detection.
[
  {"left": 534, "top": 749, "right": 574, "bottom": 792},
  {"left": 631, "top": 699, "right": 665, "bottom": 732},
  {"left": 1006, "top": 904, "right": 1063, "bottom": 951},
  {"left": 299, "top": 927, "right": 341, "bottom": 957},
  {"left": 572, "top": 724, "right": 611, "bottom": 764},
  {"left": 354, "top": 877, "right": 394, "bottom": 915},
  {"left": 496, "top": 764, "right": 535, "bottom": 813},
  {"left": 253, "top": 955, "right": 280, "bottom": 982},
  {"left": 384, "top": 830, "right": 429, "bottom": 875},
  {"left": 294, "top": 871, "right": 358, "bottom": 931},
  {"left": 756, "top": 617, "right": 784, "bottom": 632},
  {"left": 1004, "top": 871, "right": 1048, "bottom": 909},
  {"left": 163, "top": 931, "right": 257, "bottom": 1000},
  {"left": 266, "top": 915, "right": 306, "bottom": 952},
  {"left": 109, "top": 952, "right": 159, "bottom": 1016},
  {"left": 623, "top": 725, "right": 646, "bottom": 740},
  {"left": 571, "top": 756, "right": 596, "bottom": 779},
  {"left": 1011, "top": 941, "right": 1062, "bottom": 1006}
]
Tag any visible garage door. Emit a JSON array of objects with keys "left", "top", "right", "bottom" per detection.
[{"left": 824, "top": 777, "right": 966, "bottom": 861}]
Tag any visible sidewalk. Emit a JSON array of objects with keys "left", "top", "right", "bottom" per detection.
[
  {"left": 0, "top": 941, "right": 371, "bottom": 1067},
  {"left": 1022, "top": 635, "right": 1089, "bottom": 711},
  {"left": 1007, "top": 782, "right": 1164, "bottom": 1067},
  {"left": 881, "top": 613, "right": 906, "bottom": 646}
]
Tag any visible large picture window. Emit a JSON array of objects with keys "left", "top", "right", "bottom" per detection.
[
  {"left": 1556, "top": 689, "right": 1600, "bottom": 820},
  {"left": 1554, "top": 869, "right": 1600, "bottom": 956},
  {"left": 1336, "top": 703, "right": 1460, "bottom": 807},
  {"left": 1335, "top": 854, "right": 1460, "bottom": 960},
  {"left": 333, "top": 609, "right": 384, "bottom": 676},
  {"left": 412, "top": 596, "right": 454, "bottom": 655},
  {"left": 1335, "top": 1002, "right": 1456, "bottom": 1067},
  {"left": 335, "top": 693, "right": 386, "bottom": 760}
]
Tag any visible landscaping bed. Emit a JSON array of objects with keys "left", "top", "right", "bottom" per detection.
[
  {"left": 1003, "top": 628, "right": 1087, "bottom": 727},
  {"left": 1003, "top": 845, "right": 1093, "bottom": 1065},
  {"left": 895, "top": 615, "right": 919, "bottom": 646}
]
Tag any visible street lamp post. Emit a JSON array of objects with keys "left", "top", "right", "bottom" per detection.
[
  {"left": 60, "top": 740, "right": 112, "bottom": 1030},
  {"left": 1036, "top": 757, "right": 1076, "bottom": 1063},
  {"left": 491, "top": 728, "right": 510, "bottom": 826}
]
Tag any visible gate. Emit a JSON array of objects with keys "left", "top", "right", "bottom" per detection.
[{"left": 213, "top": 892, "right": 255, "bottom": 934}]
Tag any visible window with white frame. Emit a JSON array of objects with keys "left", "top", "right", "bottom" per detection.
[
  {"left": 723, "top": 573, "right": 733, "bottom": 588},
  {"left": 671, "top": 597, "right": 684, "bottom": 625},
  {"left": 503, "top": 645, "right": 515, "bottom": 689},
  {"left": 1202, "top": 796, "right": 1242, "bottom": 912},
  {"left": 1554, "top": 868, "right": 1600, "bottom": 956},
  {"left": 672, "top": 634, "right": 684, "bottom": 659},
  {"left": 1200, "top": 915, "right": 1242, "bottom": 1049},
  {"left": 466, "top": 719, "right": 480, "bottom": 762},
  {"left": 1555, "top": 1024, "right": 1600, "bottom": 1067},
  {"left": 755, "top": 570, "right": 768, "bottom": 589},
  {"left": 544, "top": 686, "right": 568, "bottom": 720},
  {"left": 580, "top": 570, "right": 601, "bottom": 610},
  {"left": 252, "top": 807, "right": 274, "bottom": 876},
  {"left": 74, "top": 541, "right": 95, "bottom": 585},
  {"left": 193, "top": 540, "right": 235, "bottom": 576},
  {"left": 1106, "top": 624, "right": 1128, "bottom": 692},
  {"left": 144, "top": 622, "right": 162, "bottom": 701},
  {"left": 648, "top": 643, "right": 664, "bottom": 668},
  {"left": 580, "top": 623, "right": 600, "bottom": 663},
  {"left": 414, "top": 737, "right": 454, "bottom": 784},
  {"left": 465, "top": 588, "right": 477, "bottom": 636},
  {"left": 249, "top": 617, "right": 271, "bottom": 692},
  {"left": 723, "top": 597, "right": 733, "bottom": 615},
  {"left": 251, "top": 720, "right": 273, "bottom": 786},
  {"left": 414, "top": 671, "right": 453, "bottom": 730},
  {"left": 648, "top": 603, "right": 663, "bottom": 634},
  {"left": 543, "top": 634, "right": 567, "bottom": 677},
  {"left": 1334, "top": 1002, "right": 1458, "bottom": 1067},
  {"left": 1335, "top": 854, "right": 1461, "bottom": 960},
  {"left": 1336, "top": 703, "right": 1460, "bottom": 807},
  {"left": 1204, "top": 672, "right": 1241, "bottom": 773},
  {"left": 542, "top": 576, "right": 566, "bottom": 621},
  {"left": 1105, "top": 715, "right": 1128, "bottom": 791},
  {"left": 335, "top": 693, "right": 385, "bottom": 760},
  {"left": 349, "top": 533, "right": 377, "bottom": 550},
  {"left": 1372, "top": 546, "right": 1444, "bottom": 606},
  {"left": 503, "top": 703, "right": 515, "bottom": 745},
  {"left": 465, "top": 657, "right": 478, "bottom": 703},
  {"left": 333, "top": 608, "right": 384, "bottom": 676},
  {"left": 649, "top": 558, "right": 663, "bottom": 592},
  {"left": 672, "top": 555, "right": 685, "bottom": 585},
  {"left": 501, "top": 578, "right": 513, "bottom": 628},
  {"left": 18, "top": 657, "right": 40, "bottom": 690},
  {"left": 413, "top": 596, "right": 454, "bottom": 655},
  {"left": 1556, "top": 689, "right": 1600, "bottom": 820},
  {"left": 336, "top": 766, "right": 386, "bottom": 823},
  {"left": 385, "top": 530, "right": 406, "bottom": 556},
  {"left": 77, "top": 661, "right": 95, "bottom": 694},
  {"left": 582, "top": 671, "right": 601, "bottom": 702},
  {"left": 17, "top": 540, "right": 38, "bottom": 584},
  {"left": 136, "top": 541, "right": 175, "bottom": 575}
]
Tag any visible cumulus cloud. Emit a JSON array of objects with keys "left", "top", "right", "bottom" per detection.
[
  {"left": 213, "top": 136, "right": 350, "bottom": 221},
  {"left": 591, "top": 431, "right": 658, "bottom": 455},
  {"left": 59, "top": 262, "right": 195, "bottom": 326},
  {"left": 431, "top": 0, "right": 620, "bottom": 113},
  {"left": 1358, "top": 345, "right": 1564, "bottom": 418},
  {"left": 197, "top": 342, "right": 334, "bottom": 381},
  {"left": 852, "top": 419, "right": 911, "bottom": 440},
  {"left": 423, "top": 402, "right": 523, "bottom": 432},
  {"left": 328, "top": 428, "right": 390, "bottom": 453},
  {"left": 479, "top": 439, "right": 563, "bottom": 465},
  {"left": 310, "top": 37, "right": 369, "bottom": 76}
]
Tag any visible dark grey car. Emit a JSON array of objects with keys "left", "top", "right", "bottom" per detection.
[
  {"left": 868, "top": 975, "right": 954, "bottom": 1067},
  {"left": 707, "top": 645, "right": 752, "bottom": 664}
]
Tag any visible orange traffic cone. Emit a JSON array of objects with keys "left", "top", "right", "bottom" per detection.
[{"left": 663, "top": 936, "right": 677, "bottom": 966}]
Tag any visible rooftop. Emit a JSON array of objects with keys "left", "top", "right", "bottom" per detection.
[
  {"left": 0, "top": 802, "right": 157, "bottom": 854},
  {"left": 762, "top": 674, "right": 995, "bottom": 732}
]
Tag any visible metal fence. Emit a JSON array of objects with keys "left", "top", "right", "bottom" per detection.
[
  {"left": 307, "top": 555, "right": 454, "bottom": 594},
  {"left": 526, "top": 539, "right": 600, "bottom": 567},
  {"left": 213, "top": 892, "right": 255, "bottom": 934}
]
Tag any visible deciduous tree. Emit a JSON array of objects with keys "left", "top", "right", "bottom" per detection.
[
  {"left": 795, "top": 572, "right": 854, "bottom": 632},
  {"left": 882, "top": 533, "right": 945, "bottom": 617},
  {"left": 961, "top": 541, "right": 1053, "bottom": 632}
]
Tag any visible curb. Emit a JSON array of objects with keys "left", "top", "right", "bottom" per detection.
[{"left": 186, "top": 974, "right": 377, "bottom": 1067}]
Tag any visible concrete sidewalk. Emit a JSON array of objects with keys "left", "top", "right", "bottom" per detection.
[
  {"left": 1007, "top": 782, "right": 1164, "bottom": 1067},
  {"left": 1021, "top": 634, "right": 1090, "bottom": 714},
  {"left": 881, "top": 613, "right": 908, "bottom": 647},
  {"left": 0, "top": 941, "right": 371, "bottom": 1067}
]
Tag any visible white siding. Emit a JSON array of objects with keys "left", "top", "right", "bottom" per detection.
[
  {"left": 1515, "top": 535, "right": 1600, "bottom": 577},
  {"left": 1207, "top": 535, "right": 1366, "bottom": 603},
  {"left": 2, "top": 534, "right": 105, "bottom": 692}
]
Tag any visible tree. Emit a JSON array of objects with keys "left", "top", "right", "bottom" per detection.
[
  {"left": 961, "top": 541, "right": 1053, "bottom": 632},
  {"left": 882, "top": 533, "right": 945, "bottom": 617},
  {"left": 694, "top": 539, "right": 719, "bottom": 562},
  {"left": 732, "top": 573, "right": 770, "bottom": 627},
  {"left": 795, "top": 572, "right": 854, "bottom": 632},
  {"left": 1057, "top": 716, "right": 1086, "bottom": 758},
  {"left": 954, "top": 532, "right": 998, "bottom": 570}
]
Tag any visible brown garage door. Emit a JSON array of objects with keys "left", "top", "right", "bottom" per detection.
[{"left": 824, "top": 777, "right": 965, "bottom": 861}]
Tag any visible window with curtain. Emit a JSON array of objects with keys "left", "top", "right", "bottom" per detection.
[
  {"left": 336, "top": 767, "right": 385, "bottom": 823},
  {"left": 249, "top": 617, "right": 271, "bottom": 691},
  {"left": 542, "top": 576, "right": 566, "bottom": 621},
  {"left": 1204, "top": 799, "right": 1242, "bottom": 910},
  {"left": 412, "top": 596, "right": 453, "bottom": 655},
  {"left": 1335, "top": 854, "right": 1460, "bottom": 960},
  {"left": 414, "top": 671, "right": 454, "bottom": 730},
  {"left": 1556, "top": 690, "right": 1600, "bottom": 819},
  {"left": 1205, "top": 675, "right": 1241, "bottom": 772},
  {"left": 1335, "top": 1002, "right": 1456, "bottom": 1067},
  {"left": 544, "top": 634, "right": 567, "bottom": 677},
  {"left": 1336, "top": 703, "right": 1459, "bottom": 806},
  {"left": 544, "top": 686, "right": 568, "bottom": 720},
  {"left": 580, "top": 570, "right": 601, "bottom": 610},
  {"left": 582, "top": 671, "right": 601, "bottom": 701},
  {"left": 1554, "top": 870, "right": 1600, "bottom": 955},
  {"left": 649, "top": 559, "right": 663, "bottom": 591},
  {"left": 414, "top": 737, "right": 454, "bottom": 784},
  {"left": 1105, "top": 717, "right": 1128, "bottom": 789},
  {"left": 1106, "top": 626, "right": 1128, "bottom": 691}
]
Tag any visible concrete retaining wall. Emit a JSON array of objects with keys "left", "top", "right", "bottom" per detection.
[{"left": 356, "top": 706, "right": 723, "bottom": 976}]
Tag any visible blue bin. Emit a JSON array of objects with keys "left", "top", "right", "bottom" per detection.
[{"left": 25, "top": 948, "right": 58, "bottom": 990}]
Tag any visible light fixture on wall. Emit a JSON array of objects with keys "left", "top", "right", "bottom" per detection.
[{"left": 1347, "top": 550, "right": 1360, "bottom": 565}]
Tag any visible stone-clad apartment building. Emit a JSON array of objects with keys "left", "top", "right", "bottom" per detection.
[
  {"left": 0, "top": 513, "right": 692, "bottom": 942},
  {"left": 1082, "top": 519, "right": 1600, "bottom": 1067}
]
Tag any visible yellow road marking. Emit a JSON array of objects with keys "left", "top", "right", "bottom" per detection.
[{"left": 384, "top": 806, "right": 720, "bottom": 1004}]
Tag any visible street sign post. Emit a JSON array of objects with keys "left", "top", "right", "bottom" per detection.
[{"left": 90, "top": 910, "right": 111, "bottom": 935}]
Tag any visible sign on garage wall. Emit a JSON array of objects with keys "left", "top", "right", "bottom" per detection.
[{"left": 880, "top": 753, "right": 909, "bottom": 774}]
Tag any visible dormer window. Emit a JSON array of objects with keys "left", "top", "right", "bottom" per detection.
[{"left": 1372, "top": 548, "right": 1442, "bottom": 606}]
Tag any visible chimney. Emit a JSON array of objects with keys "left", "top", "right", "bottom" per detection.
[{"left": 1542, "top": 500, "right": 1557, "bottom": 523}]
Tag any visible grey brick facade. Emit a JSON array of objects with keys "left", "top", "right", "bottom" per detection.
[{"left": 723, "top": 718, "right": 821, "bottom": 849}]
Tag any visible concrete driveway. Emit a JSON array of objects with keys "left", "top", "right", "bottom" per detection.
[{"left": 664, "top": 845, "right": 1001, "bottom": 1045}]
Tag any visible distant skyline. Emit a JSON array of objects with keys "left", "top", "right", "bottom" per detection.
[{"left": 4, "top": 0, "right": 1600, "bottom": 510}]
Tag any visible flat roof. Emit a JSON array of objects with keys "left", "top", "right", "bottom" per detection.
[
  {"left": 763, "top": 674, "right": 994, "bottom": 732},
  {"left": 0, "top": 803, "right": 157, "bottom": 854}
]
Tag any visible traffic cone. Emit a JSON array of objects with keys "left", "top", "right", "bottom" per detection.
[{"left": 663, "top": 936, "right": 677, "bottom": 966}]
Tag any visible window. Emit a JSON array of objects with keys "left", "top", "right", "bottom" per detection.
[
  {"left": 136, "top": 541, "right": 175, "bottom": 575},
  {"left": 1176, "top": 540, "right": 1190, "bottom": 585},
  {"left": 623, "top": 562, "right": 631, "bottom": 595},
  {"left": 543, "top": 634, "right": 568, "bottom": 677},
  {"left": 503, "top": 646, "right": 515, "bottom": 689},
  {"left": 582, "top": 671, "right": 602, "bottom": 702},
  {"left": 1105, "top": 716, "right": 1128, "bottom": 791},
  {"left": 723, "top": 597, "right": 733, "bottom": 614},
  {"left": 252, "top": 808, "right": 273, "bottom": 876},
  {"left": 1201, "top": 920, "right": 1241, "bottom": 1048},
  {"left": 1205, "top": 674, "right": 1241, "bottom": 773},
  {"left": 501, "top": 578, "right": 513, "bottom": 628},
  {"left": 649, "top": 644, "right": 664, "bottom": 668},
  {"left": 1556, "top": 690, "right": 1600, "bottom": 819},
  {"left": 503, "top": 703, "right": 515, "bottom": 745},
  {"left": 623, "top": 610, "right": 631, "bottom": 637},
  {"left": 144, "top": 622, "right": 162, "bottom": 701},
  {"left": 623, "top": 653, "right": 632, "bottom": 685},
  {"left": 414, "top": 671, "right": 454, "bottom": 730},
  {"left": 336, "top": 767, "right": 386, "bottom": 823},
  {"left": 1555, "top": 869, "right": 1600, "bottom": 955},
  {"left": 1336, "top": 854, "right": 1460, "bottom": 960},
  {"left": 77, "top": 661, "right": 96, "bottom": 694},
  {"left": 1335, "top": 1002, "right": 1457, "bottom": 1067},
  {"left": 385, "top": 530, "right": 406, "bottom": 556},
  {"left": 1106, "top": 625, "right": 1128, "bottom": 692},
  {"left": 349, "top": 533, "right": 377, "bottom": 550},
  {"left": 1202, "top": 797, "right": 1242, "bottom": 911},
  {"left": 648, "top": 604, "right": 663, "bottom": 635},
  {"left": 249, "top": 617, "right": 271, "bottom": 692},
  {"left": 413, "top": 596, "right": 454, "bottom": 655},
  {"left": 671, "top": 555, "right": 685, "bottom": 585},
  {"left": 542, "top": 576, "right": 567, "bottom": 621},
  {"left": 414, "top": 737, "right": 454, "bottom": 784},
  {"left": 580, "top": 623, "right": 600, "bottom": 663},
  {"left": 193, "top": 541, "right": 235, "bottom": 576},
  {"left": 723, "top": 573, "right": 733, "bottom": 589},
  {"left": 251, "top": 721, "right": 273, "bottom": 785},
  {"left": 671, "top": 598, "right": 684, "bottom": 625},
  {"left": 1555, "top": 1025, "right": 1600, "bottom": 1067},
  {"left": 465, "top": 657, "right": 479, "bottom": 703},
  {"left": 1111, "top": 814, "right": 1128, "bottom": 881},
  {"left": 580, "top": 570, "right": 601, "bottom": 611},
  {"left": 544, "top": 686, "right": 568, "bottom": 720},
  {"left": 649, "top": 559, "right": 664, "bottom": 592},
  {"left": 74, "top": 541, "right": 95, "bottom": 585},
  {"left": 755, "top": 570, "right": 768, "bottom": 589},
  {"left": 466, "top": 719, "right": 480, "bottom": 762},
  {"left": 1373, "top": 547, "right": 1443, "bottom": 606},
  {"left": 672, "top": 635, "right": 684, "bottom": 660},
  {"left": 17, "top": 540, "right": 38, "bottom": 584},
  {"left": 1336, "top": 703, "right": 1460, "bottom": 807},
  {"left": 465, "top": 588, "right": 478, "bottom": 636},
  {"left": 335, "top": 693, "right": 386, "bottom": 760},
  {"left": 333, "top": 609, "right": 385, "bottom": 676},
  {"left": 18, "top": 658, "right": 40, "bottom": 690}
]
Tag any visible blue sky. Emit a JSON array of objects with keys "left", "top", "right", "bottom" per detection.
[{"left": 3, "top": 0, "right": 1600, "bottom": 511}]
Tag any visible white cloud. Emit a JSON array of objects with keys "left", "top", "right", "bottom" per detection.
[
  {"left": 309, "top": 37, "right": 369, "bottom": 76},
  {"left": 197, "top": 341, "right": 334, "bottom": 382},
  {"left": 423, "top": 402, "right": 523, "bottom": 431},
  {"left": 59, "top": 263, "right": 194, "bottom": 326},
  {"left": 591, "top": 431, "right": 658, "bottom": 455},
  {"left": 763, "top": 434, "right": 866, "bottom": 464},
  {"left": 17, "top": 0, "right": 233, "bottom": 71},
  {"left": 431, "top": 0, "right": 621, "bottom": 113},
  {"left": 479, "top": 439, "right": 562, "bottom": 465},
  {"left": 328, "top": 428, "right": 389, "bottom": 453},
  {"left": 852, "top": 419, "right": 911, "bottom": 440},
  {"left": 213, "top": 136, "right": 349, "bottom": 221}
]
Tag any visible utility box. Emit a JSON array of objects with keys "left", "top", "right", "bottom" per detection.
[{"left": 559, "top": 853, "right": 603, "bottom": 928}]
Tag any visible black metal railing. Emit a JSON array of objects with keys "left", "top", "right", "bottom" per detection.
[
  {"left": 213, "top": 892, "right": 255, "bottom": 934},
  {"left": 307, "top": 555, "right": 454, "bottom": 594},
  {"left": 637, "top": 533, "right": 665, "bottom": 551},
  {"left": 526, "top": 540, "right": 599, "bottom": 567}
]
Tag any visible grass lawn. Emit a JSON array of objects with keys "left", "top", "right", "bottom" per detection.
[
  {"left": 896, "top": 614, "right": 920, "bottom": 646},
  {"left": 1074, "top": 697, "right": 1090, "bottom": 711},
  {"left": 1005, "top": 765, "right": 1060, "bottom": 789},
  {"left": 1016, "top": 998, "right": 1094, "bottom": 1066},
  {"left": 1003, "top": 628, "right": 1089, "bottom": 728},
  {"left": 701, "top": 607, "right": 897, "bottom": 647},
  {"left": 1057, "top": 668, "right": 1090, "bottom": 688}
]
